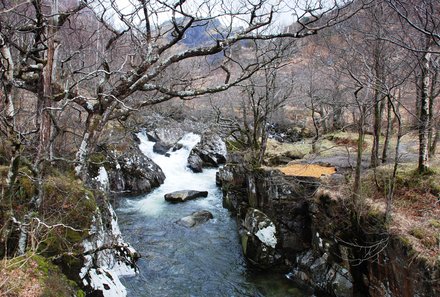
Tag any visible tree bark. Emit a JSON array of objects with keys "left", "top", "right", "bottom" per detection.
[
  {"left": 382, "top": 96, "right": 393, "bottom": 163},
  {"left": 418, "top": 50, "right": 431, "bottom": 173},
  {"left": 428, "top": 68, "right": 438, "bottom": 157},
  {"left": 370, "top": 44, "right": 385, "bottom": 168},
  {"left": 386, "top": 95, "right": 402, "bottom": 222}
]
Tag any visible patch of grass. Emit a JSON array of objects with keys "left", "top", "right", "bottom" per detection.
[
  {"left": 409, "top": 227, "right": 438, "bottom": 249},
  {"left": 429, "top": 220, "right": 440, "bottom": 229},
  {"left": 265, "top": 139, "right": 311, "bottom": 159},
  {"left": 0, "top": 253, "right": 83, "bottom": 297},
  {"left": 360, "top": 163, "right": 440, "bottom": 264}
]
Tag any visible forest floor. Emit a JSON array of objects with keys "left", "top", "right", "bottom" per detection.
[{"left": 266, "top": 131, "right": 440, "bottom": 265}]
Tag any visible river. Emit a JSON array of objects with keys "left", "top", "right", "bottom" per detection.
[{"left": 116, "top": 132, "right": 310, "bottom": 297}]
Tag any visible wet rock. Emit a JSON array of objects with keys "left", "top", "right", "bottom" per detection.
[
  {"left": 290, "top": 250, "right": 354, "bottom": 297},
  {"left": 153, "top": 141, "right": 172, "bottom": 155},
  {"left": 109, "top": 145, "right": 165, "bottom": 196},
  {"left": 89, "top": 141, "right": 165, "bottom": 196},
  {"left": 143, "top": 124, "right": 186, "bottom": 155},
  {"left": 177, "top": 210, "right": 213, "bottom": 228},
  {"left": 241, "top": 208, "right": 280, "bottom": 268},
  {"left": 187, "top": 132, "right": 227, "bottom": 172},
  {"left": 187, "top": 154, "right": 203, "bottom": 173},
  {"left": 164, "top": 190, "right": 208, "bottom": 203}
]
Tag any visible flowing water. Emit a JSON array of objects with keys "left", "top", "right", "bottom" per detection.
[{"left": 116, "top": 132, "right": 310, "bottom": 297}]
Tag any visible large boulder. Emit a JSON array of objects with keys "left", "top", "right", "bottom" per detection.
[
  {"left": 240, "top": 208, "right": 280, "bottom": 268},
  {"left": 187, "top": 132, "right": 227, "bottom": 172},
  {"left": 288, "top": 250, "right": 353, "bottom": 297},
  {"left": 177, "top": 210, "right": 213, "bottom": 228},
  {"left": 153, "top": 141, "right": 173, "bottom": 155},
  {"left": 90, "top": 143, "right": 165, "bottom": 196},
  {"left": 109, "top": 145, "right": 165, "bottom": 196},
  {"left": 164, "top": 190, "right": 208, "bottom": 203},
  {"left": 147, "top": 126, "right": 186, "bottom": 155}
]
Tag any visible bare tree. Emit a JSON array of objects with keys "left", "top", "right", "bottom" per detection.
[
  {"left": 384, "top": 0, "right": 440, "bottom": 173},
  {"left": 0, "top": 0, "right": 370, "bottom": 255}
]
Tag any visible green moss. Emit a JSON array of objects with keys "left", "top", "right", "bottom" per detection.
[
  {"left": 43, "top": 176, "right": 97, "bottom": 229},
  {"left": 226, "top": 139, "right": 246, "bottom": 152},
  {"left": 3, "top": 254, "right": 81, "bottom": 297},
  {"left": 409, "top": 227, "right": 426, "bottom": 239},
  {"left": 409, "top": 227, "right": 437, "bottom": 248},
  {"left": 38, "top": 176, "right": 98, "bottom": 257},
  {"left": 429, "top": 219, "right": 440, "bottom": 229}
]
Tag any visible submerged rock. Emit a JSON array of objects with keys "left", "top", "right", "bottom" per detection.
[
  {"left": 164, "top": 190, "right": 208, "bottom": 203},
  {"left": 187, "top": 132, "right": 227, "bottom": 172},
  {"left": 177, "top": 210, "right": 214, "bottom": 228}
]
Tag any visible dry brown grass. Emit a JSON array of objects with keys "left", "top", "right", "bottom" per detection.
[
  {"left": 0, "top": 256, "right": 43, "bottom": 297},
  {"left": 278, "top": 163, "right": 336, "bottom": 178},
  {"left": 365, "top": 166, "right": 440, "bottom": 263}
]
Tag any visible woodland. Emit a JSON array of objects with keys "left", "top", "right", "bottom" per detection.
[{"left": 0, "top": 0, "right": 439, "bottom": 296}]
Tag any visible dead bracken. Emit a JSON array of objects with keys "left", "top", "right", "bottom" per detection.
[{"left": 278, "top": 164, "right": 336, "bottom": 178}]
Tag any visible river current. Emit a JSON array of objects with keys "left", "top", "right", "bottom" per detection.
[{"left": 116, "top": 132, "right": 309, "bottom": 297}]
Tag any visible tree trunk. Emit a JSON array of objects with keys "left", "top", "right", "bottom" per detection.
[
  {"left": 353, "top": 106, "right": 366, "bottom": 205},
  {"left": 353, "top": 85, "right": 366, "bottom": 208},
  {"left": 418, "top": 51, "right": 431, "bottom": 173},
  {"left": 311, "top": 101, "right": 320, "bottom": 154},
  {"left": 386, "top": 96, "right": 402, "bottom": 222},
  {"left": 382, "top": 96, "right": 393, "bottom": 163},
  {"left": 370, "top": 46, "right": 384, "bottom": 168},
  {"left": 428, "top": 68, "right": 437, "bottom": 157},
  {"left": 430, "top": 121, "right": 439, "bottom": 156}
]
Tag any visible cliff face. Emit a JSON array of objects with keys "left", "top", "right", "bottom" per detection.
[{"left": 217, "top": 153, "right": 439, "bottom": 297}]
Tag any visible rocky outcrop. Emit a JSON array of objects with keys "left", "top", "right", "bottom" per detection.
[
  {"left": 187, "top": 132, "right": 227, "bottom": 172},
  {"left": 109, "top": 145, "right": 165, "bottom": 195},
  {"left": 164, "top": 190, "right": 208, "bottom": 203},
  {"left": 80, "top": 198, "right": 139, "bottom": 297},
  {"left": 145, "top": 125, "right": 186, "bottom": 155},
  {"left": 218, "top": 153, "right": 319, "bottom": 269},
  {"left": 177, "top": 210, "right": 213, "bottom": 228},
  {"left": 218, "top": 152, "right": 439, "bottom": 297},
  {"left": 90, "top": 143, "right": 165, "bottom": 196},
  {"left": 288, "top": 250, "right": 353, "bottom": 297}
]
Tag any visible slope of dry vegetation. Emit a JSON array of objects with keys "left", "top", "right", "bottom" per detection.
[{"left": 266, "top": 132, "right": 440, "bottom": 265}]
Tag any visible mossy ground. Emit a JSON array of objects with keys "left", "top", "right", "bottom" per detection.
[
  {"left": 0, "top": 253, "right": 85, "bottom": 297},
  {"left": 1, "top": 165, "right": 102, "bottom": 295}
]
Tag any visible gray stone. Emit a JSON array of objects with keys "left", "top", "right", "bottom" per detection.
[
  {"left": 331, "top": 265, "right": 353, "bottom": 297},
  {"left": 187, "top": 154, "right": 203, "bottom": 173},
  {"left": 164, "top": 190, "right": 208, "bottom": 203},
  {"left": 177, "top": 210, "right": 213, "bottom": 228},
  {"left": 97, "top": 145, "right": 165, "bottom": 196},
  {"left": 187, "top": 132, "right": 226, "bottom": 172},
  {"left": 153, "top": 141, "right": 172, "bottom": 155}
]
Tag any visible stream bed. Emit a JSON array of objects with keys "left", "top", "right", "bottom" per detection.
[{"left": 116, "top": 133, "right": 310, "bottom": 296}]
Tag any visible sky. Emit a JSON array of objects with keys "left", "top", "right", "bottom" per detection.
[{"left": 92, "top": 0, "right": 320, "bottom": 32}]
